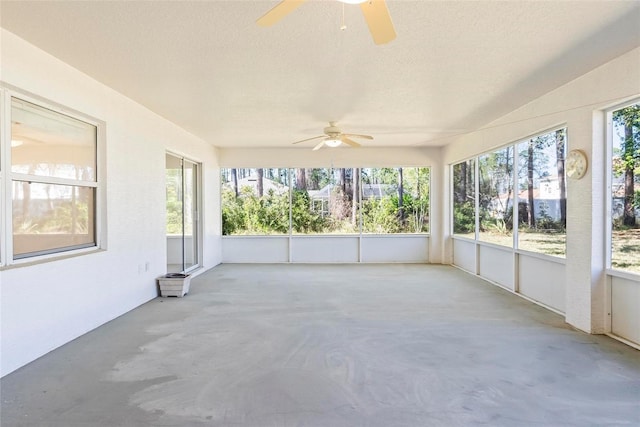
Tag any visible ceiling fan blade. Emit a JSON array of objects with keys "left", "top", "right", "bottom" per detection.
[
  {"left": 343, "top": 133, "right": 374, "bottom": 140},
  {"left": 292, "top": 135, "right": 325, "bottom": 145},
  {"left": 360, "top": 0, "right": 396, "bottom": 45},
  {"left": 257, "top": 0, "right": 306, "bottom": 27},
  {"left": 312, "top": 140, "right": 326, "bottom": 151},
  {"left": 341, "top": 137, "right": 362, "bottom": 148}
]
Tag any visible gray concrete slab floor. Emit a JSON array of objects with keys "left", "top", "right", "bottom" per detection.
[{"left": 1, "top": 264, "right": 639, "bottom": 426}]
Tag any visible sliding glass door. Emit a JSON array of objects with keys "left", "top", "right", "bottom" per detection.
[{"left": 166, "top": 153, "right": 200, "bottom": 273}]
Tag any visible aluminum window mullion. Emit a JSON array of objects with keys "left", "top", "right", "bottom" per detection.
[
  {"left": 474, "top": 158, "right": 480, "bottom": 241},
  {"left": 10, "top": 173, "right": 97, "bottom": 188},
  {"left": 1, "top": 89, "right": 11, "bottom": 265},
  {"left": 513, "top": 144, "right": 519, "bottom": 250}
]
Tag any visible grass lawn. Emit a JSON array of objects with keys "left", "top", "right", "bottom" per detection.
[
  {"left": 612, "top": 228, "right": 640, "bottom": 274},
  {"left": 454, "top": 228, "right": 640, "bottom": 274},
  {"left": 518, "top": 231, "right": 566, "bottom": 257}
]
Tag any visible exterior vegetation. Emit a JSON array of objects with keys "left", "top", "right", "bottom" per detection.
[
  {"left": 452, "top": 106, "right": 640, "bottom": 275},
  {"left": 453, "top": 129, "right": 567, "bottom": 257},
  {"left": 611, "top": 104, "right": 640, "bottom": 273},
  {"left": 221, "top": 167, "right": 430, "bottom": 235}
]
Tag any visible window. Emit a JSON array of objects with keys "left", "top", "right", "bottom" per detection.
[
  {"left": 452, "top": 128, "right": 567, "bottom": 258},
  {"left": 478, "top": 147, "right": 514, "bottom": 247},
  {"left": 292, "top": 167, "right": 358, "bottom": 234},
  {"left": 166, "top": 154, "right": 201, "bottom": 273},
  {"left": 452, "top": 159, "right": 475, "bottom": 237},
  {"left": 361, "top": 167, "right": 430, "bottom": 233},
  {"left": 5, "top": 96, "right": 99, "bottom": 261},
  {"left": 221, "top": 166, "right": 431, "bottom": 236},
  {"left": 609, "top": 103, "right": 640, "bottom": 274},
  {"left": 221, "top": 168, "right": 290, "bottom": 235},
  {"left": 516, "top": 129, "right": 567, "bottom": 257}
]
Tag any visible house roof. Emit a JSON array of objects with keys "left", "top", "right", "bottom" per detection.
[
  {"left": 310, "top": 183, "right": 392, "bottom": 199},
  {"left": 1, "top": 1, "right": 638, "bottom": 149},
  {"left": 224, "top": 175, "right": 288, "bottom": 195}
]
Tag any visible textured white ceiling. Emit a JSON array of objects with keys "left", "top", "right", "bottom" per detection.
[{"left": 1, "top": 1, "right": 639, "bottom": 148}]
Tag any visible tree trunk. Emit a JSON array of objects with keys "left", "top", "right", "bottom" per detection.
[
  {"left": 556, "top": 130, "right": 567, "bottom": 227},
  {"left": 231, "top": 168, "right": 239, "bottom": 198},
  {"left": 398, "top": 167, "right": 404, "bottom": 222},
  {"left": 623, "top": 123, "right": 636, "bottom": 226},
  {"left": 504, "top": 147, "right": 513, "bottom": 223},
  {"left": 307, "top": 169, "right": 320, "bottom": 190},
  {"left": 527, "top": 141, "right": 535, "bottom": 227},
  {"left": 340, "top": 168, "right": 347, "bottom": 194},
  {"left": 460, "top": 162, "right": 467, "bottom": 202},
  {"left": 352, "top": 168, "right": 360, "bottom": 225},
  {"left": 296, "top": 168, "right": 306, "bottom": 190},
  {"left": 257, "top": 168, "right": 264, "bottom": 197}
]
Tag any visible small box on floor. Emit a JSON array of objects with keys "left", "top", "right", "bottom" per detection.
[{"left": 158, "top": 273, "right": 191, "bottom": 297}]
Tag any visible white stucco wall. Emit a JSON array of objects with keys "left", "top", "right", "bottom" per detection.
[
  {"left": 443, "top": 47, "right": 640, "bottom": 335},
  {"left": 0, "top": 29, "right": 222, "bottom": 377}
]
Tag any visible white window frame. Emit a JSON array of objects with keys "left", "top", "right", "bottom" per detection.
[
  {"left": 0, "top": 86, "right": 106, "bottom": 267},
  {"left": 219, "top": 166, "right": 432, "bottom": 237},
  {"left": 450, "top": 125, "right": 568, "bottom": 259}
]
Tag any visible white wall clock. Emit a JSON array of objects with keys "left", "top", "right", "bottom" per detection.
[{"left": 566, "top": 149, "right": 588, "bottom": 179}]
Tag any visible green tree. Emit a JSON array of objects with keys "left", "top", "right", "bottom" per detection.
[
  {"left": 523, "top": 135, "right": 554, "bottom": 227},
  {"left": 556, "top": 129, "right": 567, "bottom": 227},
  {"left": 613, "top": 104, "right": 640, "bottom": 227},
  {"left": 452, "top": 160, "right": 475, "bottom": 234},
  {"left": 479, "top": 149, "right": 513, "bottom": 231}
]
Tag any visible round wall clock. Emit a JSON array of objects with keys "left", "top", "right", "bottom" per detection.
[{"left": 566, "top": 149, "right": 588, "bottom": 179}]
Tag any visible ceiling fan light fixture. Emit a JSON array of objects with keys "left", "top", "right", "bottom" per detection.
[{"left": 324, "top": 138, "right": 342, "bottom": 147}]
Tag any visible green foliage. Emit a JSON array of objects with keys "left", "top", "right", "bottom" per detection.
[
  {"left": 612, "top": 104, "right": 640, "bottom": 228},
  {"left": 221, "top": 167, "right": 431, "bottom": 235},
  {"left": 453, "top": 201, "right": 475, "bottom": 234},
  {"left": 221, "top": 188, "right": 245, "bottom": 235},
  {"left": 362, "top": 197, "right": 401, "bottom": 233},
  {"left": 261, "top": 189, "right": 290, "bottom": 233},
  {"left": 612, "top": 104, "right": 640, "bottom": 171},
  {"left": 361, "top": 192, "right": 429, "bottom": 233},
  {"left": 221, "top": 187, "right": 290, "bottom": 235},
  {"left": 166, "top": 200, "right": 183, "bottom": 235},
  {"left": 291, "top": 190, "right": 326, "bottom": 233},
  {"left": 166, "top": 169, "right": 183, "bottom": 234},
  {"left": 488, "top": 219, "right": 508, "bottom": 235},
  {"left": 14, "top": 200, "right": 90, "bottom": 235},
  {"left": 478, "top": 147, "right": 514, "bottom": 224}
]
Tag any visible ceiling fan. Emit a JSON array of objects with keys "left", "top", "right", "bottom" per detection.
[
  {"left": 257, "top": 0, "right": 396, "bottom": 45},
  {"left": 292, "top": 122, "right": 373, "bottom": 150}
]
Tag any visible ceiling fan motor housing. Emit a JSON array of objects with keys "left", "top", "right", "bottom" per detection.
[{"left": 324, "top": 122, "right": 341, "bottom": 136}]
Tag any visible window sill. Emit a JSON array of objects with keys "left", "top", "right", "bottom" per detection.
[{"left": 0, "top": 247, "right": 105, "bottom": 271}]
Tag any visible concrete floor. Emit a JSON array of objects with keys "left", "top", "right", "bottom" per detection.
[{"left": 2, "top": 264, "right": 639, "bottom": 427}]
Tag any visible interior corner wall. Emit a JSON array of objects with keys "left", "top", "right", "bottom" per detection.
[
  {"left": 0, "top": 29, "right": 221, "bottom": 377},
  {"left": 442, "top": 47, "right": 640, "bottom": 334}
]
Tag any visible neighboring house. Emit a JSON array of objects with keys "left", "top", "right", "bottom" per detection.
[
  {"left": 611, "top": 181, "right": 640, "bottom": 219},
  {"left": 517, "top": 177, "right": 564, "bottom": 220},
  {"left": 309, "top": 183, "right": 394, "bottom": 216},
  {"left": 487, "top": 176, "right": 565, "bottom": 220},
  {"left": 223, "top": 175, "right": 288, "bottom": 196}
]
